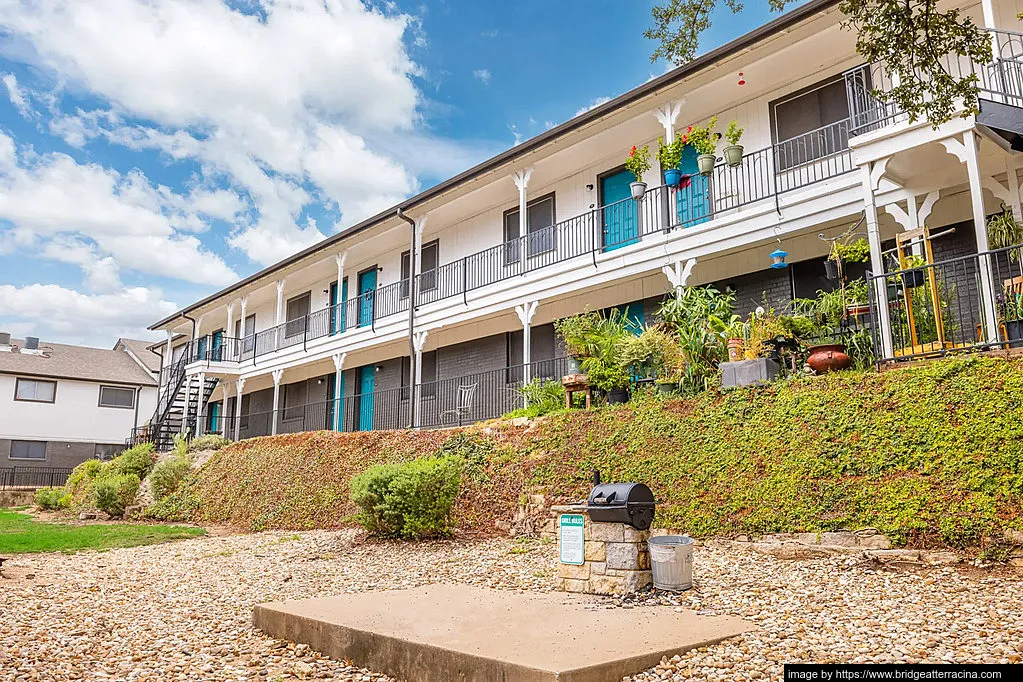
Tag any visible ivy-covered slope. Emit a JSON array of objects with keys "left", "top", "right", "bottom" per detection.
[{"left": 157, "top": 356, "right": 1023, "bottom": 547}]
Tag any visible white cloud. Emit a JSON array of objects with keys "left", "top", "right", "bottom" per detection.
[
  {"left": 0, "top": 283, "right": 176, "bottom": 348},
  {"left": 574, "top": 96, "right": 612, "bottom": 117},
  {"left": 473, "top": 69, "right": 492, "bottom": 85},
  {"left": 2, "top": 73, "right": 32, "bottom": 118},
  {"left": 0, "top": 131, "right": 237, "bottom": 286}
]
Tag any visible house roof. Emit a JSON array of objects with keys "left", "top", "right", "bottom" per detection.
[
  {"left": 113, "top": 338, "right": 163, "bottom": 374},
  {"left": 150, "top": 0, "right": 842, "bottom": 331},
  {"left": 0, "top": 339, "right": 159, "bottom": 387}
]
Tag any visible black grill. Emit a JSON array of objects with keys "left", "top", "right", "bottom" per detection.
[{"left": 587, "top": 481, "right": 655, "bottom": 530}]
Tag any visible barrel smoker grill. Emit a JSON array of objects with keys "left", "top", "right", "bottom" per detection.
[{"left": 586, "top": 481, "right": 656, "bottom": 530}]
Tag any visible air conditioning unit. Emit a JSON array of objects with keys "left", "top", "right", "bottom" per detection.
[
  {"left": 24, "top": 336, "right": 39, "bottom": 350},
  {"left": 0, "top": 332, "right": 10, "bottom": 352}
]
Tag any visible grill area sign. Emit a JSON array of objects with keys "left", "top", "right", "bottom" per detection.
[{"left": 559, "top": 514, "right": 585, "bottom": 565}]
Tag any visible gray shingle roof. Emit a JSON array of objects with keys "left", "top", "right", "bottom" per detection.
[
  {"left": 0, "top": 339, "right": 158, "bottom": 386},
  {"left": 114, "top": 338, "right": 163, "bottom": 374}
]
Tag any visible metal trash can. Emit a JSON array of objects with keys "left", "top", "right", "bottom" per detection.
[{"left": 648, "top": 535, "right": 694, "bottom": 591}]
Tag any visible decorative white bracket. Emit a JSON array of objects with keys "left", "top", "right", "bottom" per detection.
[
  {"left": 940, "top": 136, "right": 970, "bottom": 164},
  {"left": 413, "top": 330, "right": 430, "bottom": 353},
  {"left": 983, "top": 171, "right": 1023, "bottom": 222},
  {"left": 654, "top": 100, "right": 684, "bottom": 140},
  {"left": 235, "top": 378, "right": 246, "bottom": 394},
  {"left": 868, "top": 156, "right": 891, "bottom": 191},
  {"left": 515, "top": 300, "right": 539, "bottom": 326},
  {"left": 662, "top": 258, "right": 696, "bottom": 290},
  {"left": 271, "top": 369, "right": 283, "bottom": 386},
  {"left": 332, "top": 352, "right": 347, "bottom": 372},
  {"left": 512, "top": 167, "right": 533, "bottom": 192}
]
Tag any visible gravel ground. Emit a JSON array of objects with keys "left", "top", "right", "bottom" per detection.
[{"left": 1, "top": 529, "right": 1021, "bottom": 682}]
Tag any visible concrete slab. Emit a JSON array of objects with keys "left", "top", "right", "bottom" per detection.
[{"left": 253, "top": 584, "right": 752, "bottom": 682}]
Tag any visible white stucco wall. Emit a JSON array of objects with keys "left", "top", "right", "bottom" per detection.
[{"left": 0, "top": 375, "right": 157, "bottom": 444}]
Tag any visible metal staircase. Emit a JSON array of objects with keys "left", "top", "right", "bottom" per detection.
[{"left": 130, "top": 348, "right": 219, "bottom": 450}]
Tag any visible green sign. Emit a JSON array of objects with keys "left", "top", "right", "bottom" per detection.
[{"left": 559, "top": 514, "right": 585, "bottom": 565}]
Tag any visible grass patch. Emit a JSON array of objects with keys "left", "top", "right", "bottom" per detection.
[{"left": 0, "top": 509, "right": 205, "bottom": 554}]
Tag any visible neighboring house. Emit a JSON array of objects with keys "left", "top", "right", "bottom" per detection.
[
  {"left": 0, "top": 334, "right": 159, "bottom": 469},
  {"left": 145, "top": 0, "right": 1023, "bottom": 446}
]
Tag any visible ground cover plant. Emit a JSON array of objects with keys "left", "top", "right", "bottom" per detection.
[
  {"left": 151, "top": 356, "right": 1023, "bottom": 548},
  {"left": 0, "top": 508, "right": 204, "bottom": 554}
]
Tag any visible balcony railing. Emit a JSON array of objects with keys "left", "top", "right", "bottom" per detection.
[
  {"left": 844, "top": 28, "right": 1023, "bottom": 136},
  {"left": 183, "top": 121, "right": 853, "bottom": 368},
  {"left": 208, "top": 356, "right": 571, "bottom": 438},
  {"left": 866, "top": 243, "right": 1023, "bottom": 363}
]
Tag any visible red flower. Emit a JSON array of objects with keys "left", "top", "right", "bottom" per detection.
[
  {"left": 629, "top": 146, "right": 637, "bottom": 156},
  {"left": 681, "top": 135, "right": 688, "bottom": 144},
  {"left": 687, "top": 126, "right": 693, "bottom": 133}
]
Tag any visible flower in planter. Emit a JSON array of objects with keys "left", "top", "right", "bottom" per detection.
[{"left": 625, "top": 144, "right": 651, "bottom": 182}]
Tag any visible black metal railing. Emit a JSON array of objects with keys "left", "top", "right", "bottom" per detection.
[
  {"left": 845, "top": 28, "right": 1023, "bottom": 135},
  {"left": 209, "top": 356, "right": 572, "bottom": 439},
  {"left": 181, "top": 126, "right": 853, "bottom": 368},
  {"left": 0, "top": 466, "right": 74, "bottom": 490},
  {"left": 866, "top": 243, "right": 1023, "bottom": 363}
]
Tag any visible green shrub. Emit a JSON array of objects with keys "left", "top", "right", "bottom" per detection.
[
  {"left": 34, "top": 487, "right": 64, "bottom": 510},
  {"left": 112, "top": 443, "right": 156, "bottom": 480},
  {"left": 93, "top": 473, "right": 141, "bottom": 517},
  {"left": 64, "top": 458, "right": 108, "bottom": 507},
  {"left": 172, "top": 434, "right": 189, "bottom": 458},
  {"left": 149, "top": 457, "right": 192, "bottom": 501},
  {"left": 350, "top": 456, "right": 461, "bottom": 539},
  {"left": 504, "top": 378, "right": 566, "bottom": 420},
  {"left": 188, "top": 434, "right": 231, "bottom": 452}
]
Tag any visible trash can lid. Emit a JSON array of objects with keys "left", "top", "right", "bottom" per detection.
[{"left": 648, "top": 535, "right": 694, "bottom": 546}]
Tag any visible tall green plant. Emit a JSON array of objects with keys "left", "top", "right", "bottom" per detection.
[{"left": 987, "top": 206, "right": 1023, "bottom": 261}]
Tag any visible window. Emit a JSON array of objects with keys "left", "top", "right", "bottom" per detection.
[
  {"left": 10, "top": 440, "right": 46, "bottom": 460},
  {"left": 503, "top": 193, "right": 556, "bottom": 263},
  {"left": 14, "top": 378, "right": 56, "bottom": 403},
  {"left": 771, "top": 76, "right": 850, "bottom": 170},
  {"left": 285, "top": 293, "right": 311, "bottom": 338},
  {"left": 234, "top": 314, "right": 256, "bottom": 354},
  {"left": 282, "top": 381, "right": 308, "bottom": 421},
  {"left": 99, "top": 385, "right": 135, "bottom": 409},
  {"left": 401, "top": 351, "right": 437, "bottom": 400},
  {"left": 505, "top": 326, "right": 557, "bottom": 383},
  {"left": 401, "top": 240, "right": 440, "bottom": 298},
  {"left": 239, "top": 393, "right": 251, "bottom": 429}
]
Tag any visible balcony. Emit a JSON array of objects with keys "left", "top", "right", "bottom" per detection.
[
  {"left": 184, "top": 119, "right": 854, "bottom": 370},
  {"left": 844, "top": 28, "right": 1023, "bottom": 137}
]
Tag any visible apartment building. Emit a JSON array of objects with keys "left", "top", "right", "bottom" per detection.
[
  {"left": 142, "top": 0, "right": 1023, "bottom": 447},
  {"left": 0, "top": 334, "right": 159, "bottom": 472}
]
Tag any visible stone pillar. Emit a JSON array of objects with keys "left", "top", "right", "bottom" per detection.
[
  {"left": 233, "top": 378, "right": 246, "bottom": 442},
  {"left": 332, "top": 352, "right": 346, "bottom": 431},
  {"left": 551, "top": 505, "right": 652, "bottom": 595},
  {"left": 271, "top": 369, "right": 283, "bottom": 436}
]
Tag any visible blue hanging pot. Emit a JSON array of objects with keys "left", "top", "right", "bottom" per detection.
[{"left": 664, "top": 168, "right": 682, "bottom": 187}]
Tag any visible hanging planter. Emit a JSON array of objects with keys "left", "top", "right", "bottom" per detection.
[
  {"left": 824, "top": 258, "right": 840, "bottom": 280},
  {"left": 624, "top": 145, "right": 651, "bottom": 200},
  {"left": 630, "top": 181, "right": 647, "bottom": 200},
  {"left": 902, "top": 268, "right": 927, "bottom": 289},
  {"left": 663, "top": 168, "right": 682, "bottom": 187},
  {"left": 696, "top": 154, "right": 716, "bottom": 175},
  {"left": 723, "top": 120, "right": 744, "bottom": 168}
]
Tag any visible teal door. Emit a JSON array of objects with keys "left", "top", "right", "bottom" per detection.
[
  {"left": 676, "top": 145, "right": 711, "bottom": 227},
  {"left": 330, "top": 279, "right": 349, "bottom": 334},
  {"left": 195, "top": 335, "right": 208, "bottom": 361},
  {"left": 211, "top": 330, "right": 224, "bottom": 361},
  {"left": 601, "top": 169, "right": 639, "bottom": 251},
  {"left": 207, "top": 402, "right": 221, "bottom": 433},
  {"left": 357, "top": 366, "right": 375, "bottom": 431},
  {"left": 357, "top": 269, "right": 376, "bottom": 328},
  {"left": 612, "top": 302, "right": 644, "bottom": 335}
]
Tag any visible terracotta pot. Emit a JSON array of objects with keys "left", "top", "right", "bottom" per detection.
[
  {"left": 727, "top": 338, "right": 744, "bottom": 362},
  {"left": 807, "top": 344, "right": 853, "bottom": 374},
  {"left": 846, "top": 303, "right": 871, "bottom": 317}
]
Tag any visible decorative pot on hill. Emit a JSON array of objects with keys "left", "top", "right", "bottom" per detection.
[
  {"left": 727, "top": 338, "right": 744, "bottom": 362},
  {"left": 607, "top": 388, "right": 630, "bottom": 404},
  {"left": 806, "top": 344, "right": 853, "bottom": 374}
]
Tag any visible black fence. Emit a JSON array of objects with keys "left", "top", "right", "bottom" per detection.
[
  {"left": 845, "top": 28, "right": 1023, "bottom": 135},
  {"left": 0, "top": 466, "right": 74, "bottom": 490},
  {"left": 209, "top": 356, "right": 571, "bottom": 440},
  {"left": 866, "top": 244, "right": 1023, "bottom": 363}
]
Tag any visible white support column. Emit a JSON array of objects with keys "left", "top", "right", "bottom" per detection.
[
  {"left": 164, "top": 331, "right": 173, "bottom": 372},
  {"left": 275, "top": 279, "right": 286, "bottom": 325},
  {"left": 221, "top": 382, "right": 232, "bottom": 438},
  {"left": 414, "top": 217, "right": 427, "bottom": 293},
  {"left": 515, "top": 301, "right": 540, "bottom": 391},
  {"left": 180, "top": 374, "right": 193, "bottom": 435},
  {"left": 196, "top": 371, "right": 206, "bottom": 437},
  {"left": 961, "top": 132, "right": 1000, "bottom": 342},
  {"left": 512, "top": 168, "right": 533, "bottom": 240},
  {"left": 662, "top": 258, "right": 697, "bottom": 297},
  {"left": 233, "top": 378, "right": 246, "bottom": 442},
  {"left": 332, "top": 352, "right": 346, "bottom": 431},
  {"left": 335, "top": 251, "right": 348, "bottom": 293},
  {"left": 654, "top": 100, "right": 684, "bottom": 141},
  {"left": 225, "top": 303, "right": 235, "bottom": 360},
  {"left": 271, "top": 369, "right": 284, "bottom": 436},
  {"left": 412, "top": 330, "right": 429, "bottom": 428},
  {"left": 860, "top": 163, "right": 895, "bottom": 359}
]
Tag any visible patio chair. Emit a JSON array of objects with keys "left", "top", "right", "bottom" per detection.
[{"left": 440, "top": 383, "right": 478, "bottom": 426}]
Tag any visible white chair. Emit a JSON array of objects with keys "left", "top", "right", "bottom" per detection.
[{"left": 441, "top": 383, "right": 478, "bottom": 425}]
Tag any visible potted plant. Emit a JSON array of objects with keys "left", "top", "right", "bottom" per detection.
[
  {"left": 987, "top": 205, "right": 1023, "bottom": 260},
  {"left": 687, "top": 116, "right": 718, "bottom": 175},
  {"left": 790, "top": 292, "right": 853, "bottom": 374},
  {"left": 1001, "top": 292, "right": 1023, "bottom": 348},
  {"left": 825, "top": 237, "right": 870, "bottom": 280},
  {"left": 722, "top": 120, "right": 743, "bottom": 167},
  {"left": 844, "top": 277, "right": 871, "bottom": 318},
  {"left": 555, "top": 310, "right": 602, "bottom": 375},
  {"left": 625, "top": 145, "right": 651, "bottom": 199},
  {"left": 724, "top": 318, "right": 747, "bottom": 362},
  {"left": 899, "top": 254, "right": 928, "bottom": 289},
  {"left": 657, "top": 134, "right": 685, "bottom": 187}
]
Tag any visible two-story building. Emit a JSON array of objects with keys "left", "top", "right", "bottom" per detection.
[
  {"left": 143, "top": 0, "right": 1023, "bottom": 448},
  {"left": 0, "top": 334, "right": 159, "bottom": 478}
]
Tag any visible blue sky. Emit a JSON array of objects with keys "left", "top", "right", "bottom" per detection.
[{"left": 0, "top": 0, "right": 783, "bottom": 347}]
